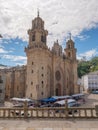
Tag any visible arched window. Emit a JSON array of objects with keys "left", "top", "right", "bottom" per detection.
[
  {"left": 41, "top": 92, "right": 43, "bottom": 95},
  {"left": 41, "top": 81, "right": 44, "bottom": 84},
  {"left": 31, "top": 81, "right": 33, "bottom": 85},
  {"left": 41, "top": 35, "right": 44, "bottom": 42},
  {"left": 41, "top": 74, "right": 44, "bottom": 77},
  {"left": 32, "top": 35, "right": 35, "bottom": 41},
  {"left": 68, "top": 44, "right": 70, "bottom": 48},
  {"left": 17, "top": 86, "right": 19, "bottom": 91},
  {"left": 55, "top": 71, "right": 61, "bottom": 81},
  {"left": 41, "top": 35, "right": 46, "bottom": 42},
  {"left": 43, "top": 36, "right": 46, "bottom": 43},
  {"left": 30, "top": 93, "right": 32, "bottom": 97},
  {"left": 68, "top": 52, "right": 71, "bottom": 57},
  {"left": 42, "top": 66, "right": 44, "bottom": 69},
  {"left": 0, "top": 76, "right": 3, "bottom": 83}
]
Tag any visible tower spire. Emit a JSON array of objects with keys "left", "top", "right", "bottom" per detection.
[
  {"left": 37, "top": 8, "right": 39, "bottom": 17},
  {"left": 69, "top": 32, "right": 71, "bottom": 40}
]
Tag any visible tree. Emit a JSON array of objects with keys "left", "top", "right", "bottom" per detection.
[
  {"left": 78, "top": 61, "right": 91, "bottom": 78},
  {"left": 90, "top": 57, "right": 98, "bottom": 72},
  {"left": 77, "top": 56, "right": 98, "bottom": 78}
]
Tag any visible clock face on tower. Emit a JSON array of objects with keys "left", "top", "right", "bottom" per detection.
[{"left": 55, "top": 71, "right": 61, "bottom": 81}]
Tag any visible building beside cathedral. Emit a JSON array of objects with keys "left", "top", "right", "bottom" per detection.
[
  {"left": 0, "top": 13, "right": 79, "bottom": 100},
  {"left": 0, "top": 66, "right": 26, "bottom": 100},
  {"left": 0, "top": 73, "right": 6, "bottom": 105}
]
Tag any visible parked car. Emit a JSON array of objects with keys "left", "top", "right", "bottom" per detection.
[
  {"left": 28, "top": 102, "right": 34, "bottom": 107},
  {"left": 13, "top": 103, "right": 23, "bottom": 107},
  {"left": 52, "top": 102, "right": 78, "bottom": 114},
  {"left": 92, "top": 91, "right": 98, "bottom": 94},
  {"left": 40, "top": 104, "right": 53, "bottom": 108},
  {"left": 68, "top": 102, "right": 81, "bottom": 107}
]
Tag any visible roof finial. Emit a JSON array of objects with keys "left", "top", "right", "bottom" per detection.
[
  {"left": 69, "top": 32, "right": 71, "bottom": 40},
  {"left": 37, "top": 8, "right": 39, "bottom": 17}
]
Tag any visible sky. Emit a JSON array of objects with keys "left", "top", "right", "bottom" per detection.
[{"left": 0, "top": 0, "right": 98, "bottom": 66}]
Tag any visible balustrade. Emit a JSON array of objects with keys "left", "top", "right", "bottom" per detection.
[{"left": 0, "top": 104, "right": 97, "bottom": 119}]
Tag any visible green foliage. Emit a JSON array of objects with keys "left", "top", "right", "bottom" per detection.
[
  {"left": 90, "top": 57, "right": 98, "bottom": 72},
  {"left": 78, "top": 61, "right": 91, "bottom": 78},
  {"left": 78, "top": 56, "right": 98, "bottom": 78}
]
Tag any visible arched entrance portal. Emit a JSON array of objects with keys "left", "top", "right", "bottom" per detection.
[{"left": 55, "top": 83, "right": 61, "bottom": 96}]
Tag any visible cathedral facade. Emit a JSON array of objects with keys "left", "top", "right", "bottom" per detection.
[
  {"left": 0, "top": 13, "right": 79, "bottom": 101},
  {"left": 25, "top": 13, "right": 79, "bottom": 100}
]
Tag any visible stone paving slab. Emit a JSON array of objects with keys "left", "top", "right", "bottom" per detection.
[
  {"left": 0, "top": 119, "right": 98, "bottom": 130},
  {"left": 1, "top": 128, "right": 98, "bottom": 130}
]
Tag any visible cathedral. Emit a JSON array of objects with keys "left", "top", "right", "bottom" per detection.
[
  {"left": 0, "top": 12, "right": 79, "bottom": 101},
  {"left": 25, "top": 12, "right": 79, "bottom": 100}
]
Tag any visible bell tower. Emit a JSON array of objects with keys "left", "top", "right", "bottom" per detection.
[
  {"left": 28, "top": 11, "right": 48, "bottom": 48},
  {"left": 25, "top": 12, "right": 50, "bottom": 100},
  {"left": 65, "top": 34, "right": 77, "bottom": 60},
  {"left": 64, "top": 34, "right": 79, "bottom": 94}
]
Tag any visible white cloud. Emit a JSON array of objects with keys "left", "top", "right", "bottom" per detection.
[
  {"left": 0, "top": 0, "right": 98, "bottom": 48},
  {"left": 77, "top": 49, "right": 98, "bottom": 60},
  {"left": 15, "top": 41, "right": 20, "bottom": 45},
  {"left": 2, "top": 54, "right": 27, "bottom": 62},
  {"left": 76, "top": 35, "right": 90, "bottom": 41},
  {"left": 0, "top": 47, "right": 8, "bottom": 53}
]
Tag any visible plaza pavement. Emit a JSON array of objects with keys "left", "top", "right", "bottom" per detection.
[
  {"left": 0, "top": 93, "right": 98, "bottom": 130},
  {"left": 0, "top": 119, "right": 98, "bottom": 130}
]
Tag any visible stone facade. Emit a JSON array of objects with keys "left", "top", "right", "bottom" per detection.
[
  {"left": 0, "top": 66, "right": 26, "bottom": 99},
  {"left": 0, "top": 72, "right": 6, "bottom": 104},
  {"left": 0, "top": 13, "right": 79, "bottom": 100},
  {"left": 25, "top": 13, "right": 79, "bottom": 100}
]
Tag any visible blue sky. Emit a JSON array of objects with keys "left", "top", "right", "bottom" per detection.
[
  {"left": 0, "top": 38, "right": 27, "bottom": 66},
  {"left": 75, "top": 27, "right": 98, "bottom": 59},
  {"left": 0, "top": 0, "right": 98, "bottom": 66}
]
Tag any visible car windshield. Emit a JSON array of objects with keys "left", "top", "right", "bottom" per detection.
[{"left": 68, "top": 101, "right": 76, "bottom": 107}]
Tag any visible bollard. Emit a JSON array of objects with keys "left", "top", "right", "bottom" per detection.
[
  {"left": 95, "top": 105, "right": 98, "bottom": 117},
  {"left": 65, "top": 100, "right": 68, "bottom": 108},
  {"left": 24, "top": 101, "right": 28, "bottom": 118},
  {"left": 65, "top": 100, "right": 68, "bottom": 117}
]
